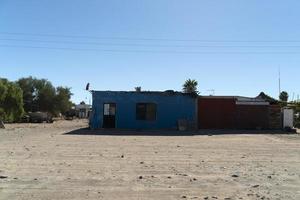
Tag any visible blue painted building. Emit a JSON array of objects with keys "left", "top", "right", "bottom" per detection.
[{"left": 90, "top": 91, "right": 197, "bottom": 129}]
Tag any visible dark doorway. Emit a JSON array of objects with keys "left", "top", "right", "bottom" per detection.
[{"left": 103, "top": 103, "right": 116, "bottom": 128}]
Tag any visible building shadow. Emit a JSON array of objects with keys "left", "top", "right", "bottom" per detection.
[{"left": 64, "top": 128, "right": 290, "bottom": 136}]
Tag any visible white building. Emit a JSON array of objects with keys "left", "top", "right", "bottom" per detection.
[{"left": 75, "top": 104, "right": 91, "bottom": 118}]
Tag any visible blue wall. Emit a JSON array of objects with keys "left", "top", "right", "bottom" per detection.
[{"left": 90, "top": 91, "right": 196, "bottom": 129}]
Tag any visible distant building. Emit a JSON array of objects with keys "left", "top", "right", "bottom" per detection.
[
  {"left": 89, "top": 91, "right": 197, "bottom": 129},
  {"left": 75, "top": 103, "right": 91, "bottom": 118}
]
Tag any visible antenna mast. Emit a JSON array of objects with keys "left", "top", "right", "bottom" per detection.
[{"left": 278, "top": 67, "right": 281, "bottom": 99}]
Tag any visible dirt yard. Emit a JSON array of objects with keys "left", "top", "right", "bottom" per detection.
[{"left": 0, "top": 120, "right": 299, "bottom": 200}]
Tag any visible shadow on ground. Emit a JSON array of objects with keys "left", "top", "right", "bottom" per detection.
[{"left": 64, "top": 128, "right": 291, "bottom": 136}]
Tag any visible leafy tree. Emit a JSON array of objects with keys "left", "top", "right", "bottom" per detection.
[
  {"left": 0, "top": 80, "right": 8, "bottom": 102},
  {"left": 54, "top": 87, "right": 73, "bottom": 115},
  {"left": 0, "top": 78, "right": 24, "bottom": 122},
  {"left": 183, "top": 79, "right": 198, "bottom": 94},
  {"left": 17, "top": 77, "right": 73, "bottom": 116},
  {"left": 17, "top": 77, "right": 56, "bottom": 113},
  {"left": 35, "top": 79, "right": 56, "bottom": 113},
  {"left": 279, "top": 91, "right": 289, "bottom": 102},
  {"left": 0, "top": 80, "right": 8, "bottom": 120},
  {"left": 17, "top": 77, "right": 36, "bottom": 112}
]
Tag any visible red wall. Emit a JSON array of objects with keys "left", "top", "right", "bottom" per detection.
[
  {"left": 198, "top": 98, "right": 236, "bottom": 129},
  {"left": 198, "top": 97, "right": 270, "bottom": 129},
  {"left": 236, "top": 105, "right": 269, "bottom": 129}
]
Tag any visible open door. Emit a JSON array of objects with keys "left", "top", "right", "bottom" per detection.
[{"left": 103, "top": 103, "right": 116, "bottom": 128}]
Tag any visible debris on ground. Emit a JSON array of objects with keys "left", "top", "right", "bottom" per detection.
[{"left": 1, "top": 120, "right": 299, "bottom": 200}]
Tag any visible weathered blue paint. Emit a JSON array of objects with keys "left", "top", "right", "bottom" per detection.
[{"left": 90, "top": 91, "right": 196, "bottom": 129}]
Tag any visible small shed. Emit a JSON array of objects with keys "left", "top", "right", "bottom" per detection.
[{"left": 90, "top": 91, "right": 197, "bottom": 130}]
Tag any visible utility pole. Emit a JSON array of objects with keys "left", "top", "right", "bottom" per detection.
[{"left": 278, "top": 67, "right": 281, "bottom": 99}]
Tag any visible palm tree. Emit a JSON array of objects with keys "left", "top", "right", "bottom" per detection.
[
  {"left": 279, "top": 91, "right": 289, "bottom": 102},
  {"left": 183, "top": 79, "right": 198, "bottom": 94}
]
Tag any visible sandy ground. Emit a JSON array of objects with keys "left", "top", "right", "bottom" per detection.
[{"left": 0, "top": 120, "right": 300, "bottom": 200}]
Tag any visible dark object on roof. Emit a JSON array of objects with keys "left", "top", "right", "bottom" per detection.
[
  {"left": 257, "top": 92, "right": 279, "bottom": 104},
  {"left": 86, "top": 83, "right": 90, "bottom": 91},
  {"left": 135, "top": 87, "right": 142, "bottom": 92},
  {"left": 0, "top": 120, "right": 5, "bottom": 129}
]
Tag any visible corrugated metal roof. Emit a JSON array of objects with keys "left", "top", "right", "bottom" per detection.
[
  {"left": 200, "top": 95, "right": 265, "bottom": 100},
  {"left": 91, "top": 90, "right": 197, "bottom": 97}
]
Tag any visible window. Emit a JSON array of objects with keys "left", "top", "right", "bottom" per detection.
[
  {"left": 103, "top": 103, "right": 116, "bottom": 116},
  {"left": 136, "top": 103, "right": 157, "bottom": 121}
]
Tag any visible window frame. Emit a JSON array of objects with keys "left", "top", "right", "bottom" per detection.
[
  {"left": 103, "top": 103, "right": 116, "bottom": 116},
  {"left": 136, "top": 103, "right": 157, "bottom": 121}
]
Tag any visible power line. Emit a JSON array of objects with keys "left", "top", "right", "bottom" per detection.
[
  {"left": 1, "top": 32, "right": 300, "bottom": 43},
  {"left": 3, "top": 38, "right": 300, "bottom": 48},
  {"left": 2, "top": 44, "right": 300, "bottom": 54}
]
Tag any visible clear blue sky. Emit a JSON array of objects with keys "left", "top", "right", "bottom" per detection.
[{"left": 0, "top": 0, "right": 299, "bottom": 103}]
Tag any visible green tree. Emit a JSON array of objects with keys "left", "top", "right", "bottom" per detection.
[
  {"left": 279, "top": 91, "right": 289, "bottom": 102},
  {"left": 0, "top": 80, "right": 8, "bottom": 119},
  {"left": 183, "top": 79, "right": 199, "bottom": 94},
  {"left": 17, "top": 76, "right": 37, "bottom": 112},
  {"left": 34, "top": 79, "right": 56, "bottom": 113},
  {"left": 17, "top": 77, "right": 73, "bottom": 115},
  {"left": 54, "top": 87, "right": 73, "bottom": 115},
  {"left": 0, "top": 78, "right": 24, "bottom": 122}
]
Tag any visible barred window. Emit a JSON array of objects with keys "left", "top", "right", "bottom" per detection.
[{"left": 136, "top": 103, "right": 157, "bottom": 121}]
